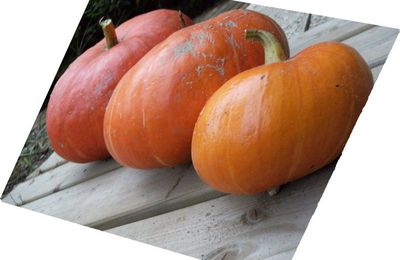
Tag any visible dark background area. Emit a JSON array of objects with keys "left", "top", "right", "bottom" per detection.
[
  {"left": 41, "top": 0, "right": 224, "bottom": 111},
  {"left": 3, "top": 0, "right": 225, "bottom": 196}
]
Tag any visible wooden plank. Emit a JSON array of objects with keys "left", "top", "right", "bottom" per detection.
[
  {"left": 290, "top": 19, "right": 374, "bottom": 54},
  {"left": 12, "top": 20, "right": 396, "bottom": 229},
  {"left": 1, "top": 193, "right": 16, "bottom": 205},
  {"left": 246, "top": 5, "right": 309, "bottom": 40},
  {"left": 22, "top": 165, "right": 223, "bottom": 230},
  {"left": 289, "top": 23, "right": 397, "bottom": 68},
  {"left": 3, "top": 158, "right": 120, "bottom": 206},
  {"left": 343, "top": 26, "right": 399, "bottom": 68},
  {"left": 14, "top": 18, "right": 380, "bottom": 203},
  {"left": 309, "top": 14, "right": 333, "bottom": 30},
  {"left": 107, "top": 163, "right": 335, "bottom": 259},
  {"left": 25, "top": 152, "right": 67, "bottom": 180},
  {"left": 9, "top": 20, "right": 392, "bottom": 208},
  {"left": 2, "top": 10, "right": 393, "bottom": 260},
  {"left": 265, "top": 249, "right": 296, "bottom": 260},
  {"left": 196, "top": 3, "right": 332, "bottom": 41},
  {"left": 372, "top": 64, "right": 384, "bottom": 82}
]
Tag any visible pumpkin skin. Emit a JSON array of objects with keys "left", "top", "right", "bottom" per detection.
[
  {"left": 46, "top": 9, "right": 192, "bottom": 163},
  {"left": 104, "top": 10, "right": 289, "bottom": 169},
  {"left": 191, "top": 41, "right": 373, "bottom": 194}
]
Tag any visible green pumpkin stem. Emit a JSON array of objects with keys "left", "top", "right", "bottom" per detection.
[
  {"left": 245, "top": 29, "right": 287, "bottom": 64},
  {"left": 100, "top": 18, "right": 118, "bottom": 49}
]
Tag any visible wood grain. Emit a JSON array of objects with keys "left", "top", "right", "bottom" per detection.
[
  {"left": 246, "top": 5, "right": 309, "bottom": 40},
  {"left": 3, "top": 158, "right": 120, "bottom": 205},
  {"left": 22, "top": 164, "right": 223, "bottom": 230},
  {"left": 6, "top": 18, "right": 395, "bottom": 233},
  {"left": 290, "top": 19, "right": 374, "bottom": 55},
  {"left": 25, "top": 152, "right": 67, "bottom": 180},
  {"left": 107, "top": 163, "right": 335, "bottom": 259},
  {"left": 2, "top": 10, "right": 397, "bottom": 260},
  {"left": 343, "top": 26, "right": 399, "bottom": 68},
  {"left": 372, "top": 65, "right": 384, "bottom": 82}
]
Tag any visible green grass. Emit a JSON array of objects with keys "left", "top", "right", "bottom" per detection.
[{"left": 2, "top": 111, "right": 53, "bottom": 196}]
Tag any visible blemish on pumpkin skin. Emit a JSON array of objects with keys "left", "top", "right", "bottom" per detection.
[
  {"left": 173, "top": 31, "right": 215, "bottom": 61},
  {"left": 227, "top": 35, "right": 240, "bottom": 49},
  {"left": 95, "top": 73, "right": 115, "bottom": 96},
  {"left": 153, "top": 155, "right": 169, "bottom": 167},
  {"left": 173, "top": 40, "right": 195, "bottom": 58},
  {"left": 142, "top": 107, "right": 146, "bottom": 128},
  {"left": 221, "top": 14, "right": 233, "bottom": 21},
  {"left": 195, "top": 65, "right": 205, "bottom": 75},
  {"left": 206, "top": 58, "right": 226, "bottom": 77},
  {"left": 226, "top": 21, "right": 238, "bottom": 28},
  {"left": 191, "top": 31, "right": 213, "bottom": 46},
  {"left": 205, "top": 24, "right": 214, "bottom": 29},
  {"left": 201, "top": 52, "right": 211, "bottom": 60}
]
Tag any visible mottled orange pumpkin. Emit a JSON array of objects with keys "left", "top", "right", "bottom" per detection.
[
  {"left": 192, "top": 30, "right": 373, "bottom": 194},
  {"left": 104, "top": 10, "right": 289, "bottom": 169},
  {"left": 46, "top": 9, "right": 192, "bottom": 163}
]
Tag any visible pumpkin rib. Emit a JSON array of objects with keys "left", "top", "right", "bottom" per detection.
[
  {"left": 104, "top": 10, "right": 290, "bottom": 169},
  {"left": 225, "top": 88, "right": 248, "bottom": 194},
  {"left": 286, "top": 63, "right": 306, "bottom": 182},
  {"left": 47, "top": 9, "right": 193, "bottom": 163},
  {"left": 326, "top": 83, "right": 356, "bottom": 164},
  {"left": 102, "top": 72, "right": 123, "bottom": 163},
  {"left": 143, "top": 81, "right": 172, "bottom": 168},
  {"left": 192, "top": 33, "right": 373, "bottom": 194}
]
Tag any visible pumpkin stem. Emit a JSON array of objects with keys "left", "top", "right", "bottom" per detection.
[
  {"left": 267, "top": 185, "right": 281, "bottom": 196},
  {"left": 178, "top": 10, "right": 186, "bottom": 28},
  {"left": 245, "top": 29, "right": 286, "bottom": 64},
  {"left": 100, "top": 17, "right": 118, "bottom": 49}
]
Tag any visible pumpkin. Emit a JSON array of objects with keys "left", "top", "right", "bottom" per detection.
[
  {"left": 104, "top": 10, "right": 289, "bottom": 169},
  {"left": 191, "top": 30, "right": 373, "bottom": 194},
  {"left": 46, "top": 9, "right": 192, "bottom": 163}
]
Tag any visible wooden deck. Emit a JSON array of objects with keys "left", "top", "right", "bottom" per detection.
[{"left": 2, "top": 2, "right": 398, "bottom": 260}]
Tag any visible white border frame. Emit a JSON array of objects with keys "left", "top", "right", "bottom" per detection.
[{"left": 1, "top": 0, "right": 399, "bottom": 259}]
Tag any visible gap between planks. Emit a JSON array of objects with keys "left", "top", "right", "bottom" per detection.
[
  {"left": 3, "top": 17, "right": 398, "bottom": 234},
  {"left": 2, "top": 10, "right": 395, "bottom": 260},
  {"left": 106, "top": 163, "right": 335, "bottom": 259},
  {"left": 25, "top": 152, "right": 67, "bottom": 180},
  {"left": 3, "top": 158, "right": 121, "bottom": 205},
  {"left": 5, "top": 19, "right": 394, "bottom": 207},
  {"left": 1, "top": 0, "right": 246, "bottom": 206},
  {"left": 22, "top": 164, "right": 224, "bottom": 230},
  {"left": 247, "top": 4, "right": 319, "bottom": 40},
  {"left": 4, "top": 14, "right": 395, "bottom": 207}
]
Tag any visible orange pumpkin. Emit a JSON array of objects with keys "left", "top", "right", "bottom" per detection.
[
  {"left": 104, "top": 10, "right": 289, "bottom": 169},
  {"left": 191, "top": 30, "right": 373, "bottom": 194},
  {"left": 46, "top": 9, "right": 192, "bottom": 163}
]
